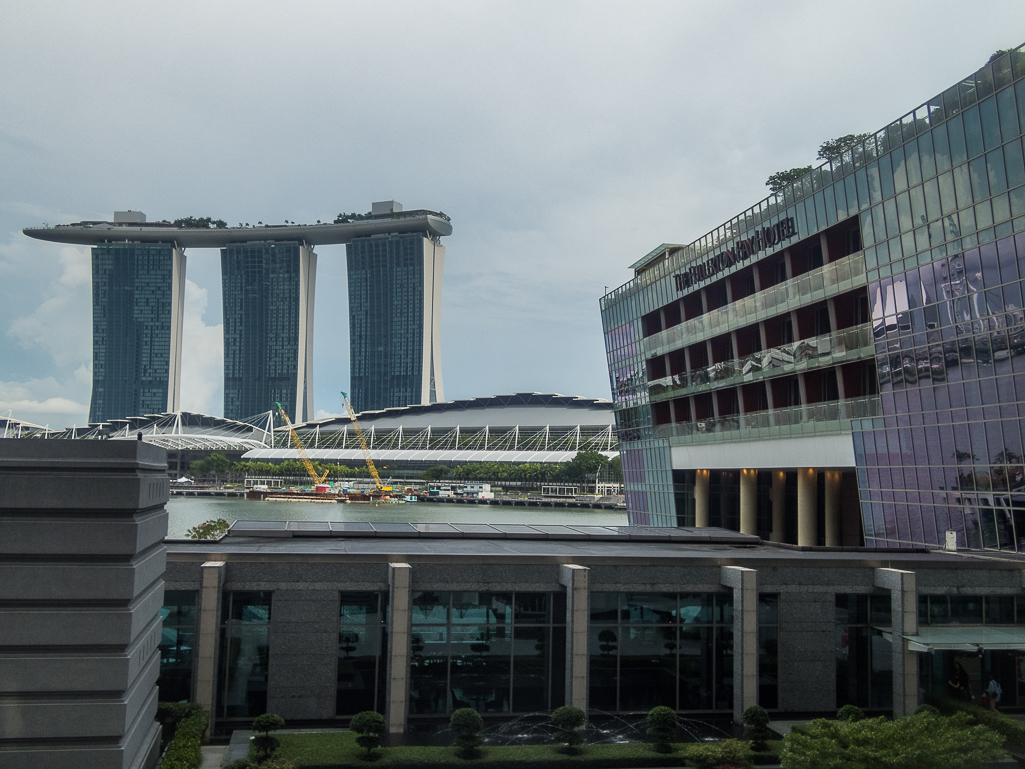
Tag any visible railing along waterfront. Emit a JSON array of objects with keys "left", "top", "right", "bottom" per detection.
[
  {"left": 642, "top": 251, "right": 867, "bottom": 358},
  {"left": 647, "top": 323, "right": 874, "bottom": 401},
  {"left": 652, "top": 394, "right": 881, "bottom": 445}
]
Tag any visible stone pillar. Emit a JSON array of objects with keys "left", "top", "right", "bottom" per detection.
[
  {"left": 559, "top": 564, "right": 590, "bottom": 712},
  {"left": 386, "top": 563, "right": 412, "bottom": 736},
  {"left": 194, "top": 561, "right": 225, "bottom": 727},
  {"left": 875, "top": 568, "right": 919, "bottom": 718},
  {"left": 824, "top": 470, "right": 842, "bottom": 547},
  {"left": 694, "top": 469, "right": 710, "bottom": 528},
  {"left": 770, "top": 471, "right": 786, "bottom": 543},
  {"left": 0, "top": 440, "right": 168, "bottom": 769},
  {"left": 797, "top": 468, "right": 818, "bottom": 546},
  {"left": 722, "top": 566, "right": 758, "bottom": 724},
  {"left": 740, "top": 469, "right": 757, "bottom": 535}
]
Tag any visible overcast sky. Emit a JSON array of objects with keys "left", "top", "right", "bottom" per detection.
[{"left": 1, "top": 1, "right": 1022, "bottom": 428}]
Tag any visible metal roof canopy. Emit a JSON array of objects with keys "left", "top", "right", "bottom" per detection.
[{"left": 881, "top": 626, "right": 1025, "bottom": 652}]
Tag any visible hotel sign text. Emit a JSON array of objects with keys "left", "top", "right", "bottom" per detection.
[{"left": 673, "top": 217, "right": 796, "bottom": 292}]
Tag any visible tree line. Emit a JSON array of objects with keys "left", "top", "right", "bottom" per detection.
[{"left": 188, "top": 451, "right": 622, "bottom": 484}]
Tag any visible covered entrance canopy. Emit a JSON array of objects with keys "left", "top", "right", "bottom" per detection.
[{"left": 881, "top": 627, "right": 1025, "bottom": 652}]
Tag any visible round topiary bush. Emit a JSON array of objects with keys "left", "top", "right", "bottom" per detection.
[
  {"left": 837, "top": 704, "right": 865, "bottom": 722},
  {"left": 551, "top": 706, "right": 586, "bottom": 753},
  {"left": 350, "top": 711, "right": 386, "bottom": 757},
  {"left": 646, "top": 706, "right": 677, "bottom": 753},
  {"left": 450, "top": 708, "right": 484, "bottom": 759},
  {"left": 742, "top": 704, "right": 772, "bottom": 751},
  {"left": 251, "top": 713, "right": 286, "bottom": 760}
]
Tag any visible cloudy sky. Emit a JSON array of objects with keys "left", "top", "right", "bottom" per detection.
[{"left": 1, "top": 1, "right": 1021, "bottom": 428}]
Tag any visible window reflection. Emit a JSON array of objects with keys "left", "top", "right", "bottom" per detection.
[{"left": 217, "top": 591, "right": 272, "bottom": 718}]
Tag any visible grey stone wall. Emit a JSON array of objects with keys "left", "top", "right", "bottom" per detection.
[
  {"left": 267, "top": 590, "right": 341, "bottom": 719},
  {"left": 776, "top": 590, "right": 836, "bottom": 712},
  {"left": 0, "top": 439, "right": 168, "bottom": 769}
]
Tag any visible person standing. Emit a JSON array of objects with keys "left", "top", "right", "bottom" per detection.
[{"left": 986, "top": 674, "right": 1003, "bottom": 712}]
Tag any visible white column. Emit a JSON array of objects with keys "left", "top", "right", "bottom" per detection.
[
  {"left": 559, "top": 564, "right": 589, "bottom": 712},
  {"left": 875, "top": 568, "right": 919, "bottom": 717},
  {"left": 740, "top": 469, "right": 757, "bottom": 535},
  {"left": 195, "top": 561, "right": 225, "bottom": 730},
  {"left": 296, "top": 244, "right": 317, "bottom": 422},
  {"left": 797, "top": 468, "right": 817, "bottom": 546},
  {"left": 770, "top": 471, "right": 786, "bottom": 543},
  {"left": 824, "top": 470, "right": 842, "bottom": 547},
  {"left": 722, "top": 566, "right": 758, "bottom": 724},
  {"left": 387, "top": 563, "right": 412, "bottom": 736},
  {"left": 167, "top": 246, "right": 186, "bottom": 413},
  {"left": 420, "top": 238, "right": 445, "bottom": 404},
  {"left": 694, "top": 470, "right": 710, "bottom": 528}
]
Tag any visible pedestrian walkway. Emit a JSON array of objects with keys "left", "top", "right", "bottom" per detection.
[{"left": 200, "top": 744, "right": 226, "bottom": 769}]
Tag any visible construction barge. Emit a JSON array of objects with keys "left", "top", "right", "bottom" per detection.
[{"left": 245, "top": 488, "right": 399, "bottom": 503}]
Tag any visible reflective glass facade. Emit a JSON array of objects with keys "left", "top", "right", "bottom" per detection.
[
  {"left": 588, "top": 592, "right": 741, "bottom": 712},
  {"left": 347, "top": 233, "right": 444, "bottom": 414},
  {"left": 221, "top": 241, "right": 315, "bottom": 422},
  {"left": 217, "top": 591, "right": 272, "bottom": 718},
  {"left": 157, "top": 590, "right": 197, "bottom": 703},
  {"left": 89, "top": 242, "right": 183, "bottom": 423},
  {"left": 601, "top": 45, "right": 1025, "bottom": 551},
  {"left": 408, "top": 591, "right": 566, "bottom": 715},
  {"left": 337, "top": 592, "right": 389, "bottom": 716}
]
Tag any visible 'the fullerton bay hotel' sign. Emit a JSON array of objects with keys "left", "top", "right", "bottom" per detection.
[{"left": 673, "top": 216, "right": 796, "bottom": 292}]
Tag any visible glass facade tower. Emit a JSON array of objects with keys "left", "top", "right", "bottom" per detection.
[
  {"left": 347, "top": 233, "right": 445, "bottom": 413},
  {"left": 601, "top": 45, "right": 1025, "bottom": 552},
  {"left": 89, "top": 242, "right": 184, "bottom": 423},
  {"left": 221, "top": 241, "right": 316, "bottom": 422}
]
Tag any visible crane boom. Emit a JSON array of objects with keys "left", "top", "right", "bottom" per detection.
[
  {"left": 274, "top": 402, "right": 329, "bottom": 485},
  {"left": 340, "top": 391, "right": 385, "bottom": 491}
]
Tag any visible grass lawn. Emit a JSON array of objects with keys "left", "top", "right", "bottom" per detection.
[
  {"left": 264, "top": 731, "right": 779, "bottom": 768},
  {"left": 270, "top": 731, "right": 687, "bottom": 768}
]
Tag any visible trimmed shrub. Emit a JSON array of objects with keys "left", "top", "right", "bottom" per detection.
[
  {"left": 223, "top": 760, "right": 258, "bottom": 769},
  {"left": 160, "top": 710, "right": 208, "bottom": 769},
  {"left": 252, "top": 713, "right": 286, "bottom": 760},
  {"left": 929, "top": 693, "right": 1025, "bottom": 745},
  {"left": 350, "top": 711, "right": 387, "bottom": 757},
  {"left": 551, "top": 705, "right": 586, "bottom": 754},
  {"left": 781, "top": 712, "right": 1004, "bottom": 769},
  {"left": 450, "top": 708, "right": 484, "bottom": 759},
  {"left": 646, "top": 706, "right": 677, "bottom": 753},
  {"left": 836, "top": 704, "right": 865, "bottom": 722},
  {"left": 686, "top": 738, "right": 754, "bottom": 769},
  {"left": 742, "top": 705, "right": 772, "bottom": 751},
  {"left": 915, "top": 704, "right": 940, "bottom": 716}
]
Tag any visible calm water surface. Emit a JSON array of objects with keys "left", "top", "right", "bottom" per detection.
[{"left": 166, "top": 496, "right": 628, "bottom": 538}]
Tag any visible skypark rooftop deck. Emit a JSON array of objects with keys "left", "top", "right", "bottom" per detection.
[{"left": 23, "top": 208, "right": 452, "bottom": 247}]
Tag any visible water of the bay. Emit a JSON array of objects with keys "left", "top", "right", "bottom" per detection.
[{"left": 166, "top": 496, "right": 628, "bottom": 539}]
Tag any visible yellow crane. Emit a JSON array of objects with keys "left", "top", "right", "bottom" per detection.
[
  {"left": 274, "top": 402, "right": 329, "bottom": 485},
  {"left": 340, "top": 391, "right": 389, "bottom": 492}
]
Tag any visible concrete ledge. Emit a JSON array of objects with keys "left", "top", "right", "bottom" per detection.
[
  {"left": 0, "top": 545, "right": 166, "bottom": 601},
  {"left": 0, "top": 509, "right": 169, "bottom": 556}
]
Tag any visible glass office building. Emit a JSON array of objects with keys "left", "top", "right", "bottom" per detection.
[
  {"left": 601, "top": 45, "right": 1025, "bottom": 552},
  {"left": 89, "top": 242, "right": 184, "bottom": 423},
  {"left": 221, "top": 241, "right": 316, "bottom": 422},
  {"left": 347, "top": 232, "right": 445, "bottom": 413}
]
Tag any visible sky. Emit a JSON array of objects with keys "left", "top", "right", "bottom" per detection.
[{"left": 1, "top": 1, "right": 1022, "bottom": 429}]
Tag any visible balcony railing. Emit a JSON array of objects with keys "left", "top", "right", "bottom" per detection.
[
  {"left": 647, "top": 323, "right": 874, "bottom": 401},
  {"left": 643, "top": 251, "right": 867, "bottom": 358},
  {"left": 652, "top": 394, "right": 881, "bottom": 446}
]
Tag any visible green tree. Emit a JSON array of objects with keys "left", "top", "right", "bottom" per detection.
[
  {"left": 449, "top": 708, "right": 484, "bottom": 759},
  {"left": 173, "top": 216, "right": 228, "bottom": 229},
  {"left": 766, "top": 166, "right": 813, "bottom": 194},
  {"left": 780, "top": 712, "right": 1004, "bottom": 769},
  {"left": 185, "top": 518, "right": 230, "bottom": 540},
  {"left": 687, "top": 738, "right": 754, "bottom": 769},
  {"left": 350, "top": 711, "right": 386, "bottom": 757},
  {"left": 559, "top": 450, "right": 610, "bottom": 482},
  {"left": 551, "top": 706, "right": 586, "bottom": 754},
  {"left": 646, "top": 706, "right": 677, "bottom": 753},
  {"left": 817, "top": 133, "right": 872, "bottom": 162},
  {"left": 608, "top": 454, "right": 622, "bottom": 482}
]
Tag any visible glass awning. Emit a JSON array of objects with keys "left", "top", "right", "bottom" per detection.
[{"left": 880, "top": 627, "right": 1025, "bottom": 652}]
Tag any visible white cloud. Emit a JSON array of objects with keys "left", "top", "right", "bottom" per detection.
[
  {"left": 315, "top": 409, "right": 342, "bottom": 420},
  {"left": 0, "top": 376, "right": 88, "bottom": 424},
  {"left": 6, "top": 244, "right": 91, "bottom": 367},
  {"left": 178, "top": 279, "right": 223, "bottom": 415}
]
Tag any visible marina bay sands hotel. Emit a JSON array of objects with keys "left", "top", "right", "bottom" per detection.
[{"left": 23, "top": 202, "right": 451, "bottom": 424}]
